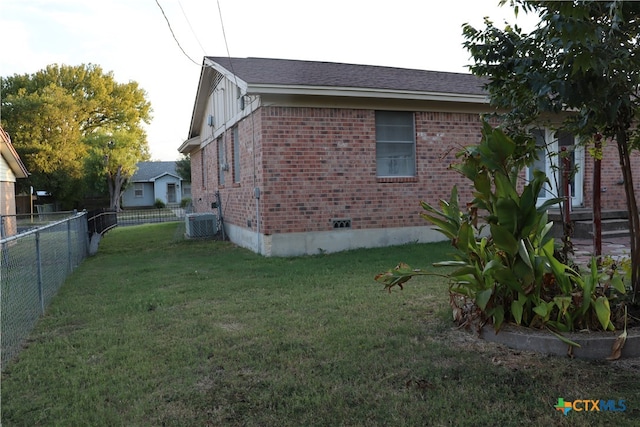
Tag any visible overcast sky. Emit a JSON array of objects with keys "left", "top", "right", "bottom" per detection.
[{"left": 1, "top": 0, "right": 538, "bottom": 161}]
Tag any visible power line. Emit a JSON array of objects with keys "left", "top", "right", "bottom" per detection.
[
  {"left": 216, "top": 0, "right": 233, "bottom": 61},
  {"left": 178, "top": 0, "right": 206, "bottom": 55},
  {"left": 216, "top": 0, "right": 239, "bottom": 87},
  {"left": 154, "top": 0, "right": 200, "bottom": 66}
]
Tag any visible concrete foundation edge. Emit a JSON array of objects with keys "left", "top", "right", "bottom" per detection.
[
  {"left": 480, "top": 324, "right": 640, "bottom": 359},
  {"left": 223, "top": 224, "right": 447, "bottom": 257}
]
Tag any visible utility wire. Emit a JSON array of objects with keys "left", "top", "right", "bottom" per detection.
[
  {"left": 216, "top": 0, "right": 239, "bottom": 85},
  {"left": 155, "top": 0, "right": 200, "bottom": 66},
  {"left": 178, "top": 0, "right": 206, "bottom": 55}
]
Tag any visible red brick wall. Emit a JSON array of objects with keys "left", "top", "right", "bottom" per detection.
[
  {"left": 257, "top": 107, "right": 480, "bottom": 234},
  {"left": 191, "top": 106, "right": 640, "bottom": 237},
  {"left": 190, "top": 141, "right": 219, "bottom": 213},
  {"left": 582, "top": 139, "right": 640, "bottom": 210},
  {"left": 190, "top": 114, "right": 266, "bottom": 231}
]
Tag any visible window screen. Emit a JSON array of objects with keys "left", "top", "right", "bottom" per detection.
[{"left": 375, "top": 111, "right": 416, "bottom": 177}]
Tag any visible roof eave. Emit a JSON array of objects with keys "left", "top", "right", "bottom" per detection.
[
  {"left": 149, "top": 172, "right": 181, "bottom": 182},
  {"left": 246, "top": 84, "right": 489, "bottom": 104},
  {"left": 179, "top": 135, "right": 201, "bottom": 154},
  {"left": 204, "top": 58, "right": 248, "bottom": 92},
  {"left": 0, "top": 137, "right": 29, "bottom": 178}
]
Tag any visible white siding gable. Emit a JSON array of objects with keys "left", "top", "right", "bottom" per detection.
[{"left": 1, "top": 155, "right": 17, "bottom": 183}]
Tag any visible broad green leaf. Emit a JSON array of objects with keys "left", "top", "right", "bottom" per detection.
[
  {"left": 533, "top": 303, "right": 549, "bottom": 318},
  {"left": 476, "top": 288, "right": 493, "bottom": 310},
  {"left": 539, "top": 221, "right": 554, "bottom": 241},
  {"left": 458, "top": 222, "right": 475, "bottom": 251},
  {"left": 594, "top": 296, "right": 612, "bottom": 330},
  {"left": 420, "top": 213, "right": 458, "bottom": 239},
  {"left": 581, "top": 274, "right": 595, "bottom": 313},
  {"left": 537, "top": 197, "right": 564, "bottom": 212},
  {"left": 433, "top": 261, "right": 467, "bottom": 267},
  {"left": 486, "top": 127, "right": 516, "bottom": 161},
  {"left": 496, "top": 198, "right": 519, "bottom": 233},
  {"left": 482, "top": 259, "right": 503, "bottom": 275},
  {"left": 492, "top": 305, "right": 505, "bottom": 330},
  {"left": 450, "top": 286, "right": 474, "bottom": 298},
  {"left": 553, "top": 296, "right": 572, "bottom": 316},
  {"left": 511, "top": 299, "right": 524, "bottom": 324},
  {"left": 494, "top": 173, "right": 519, "bottom": 202},
  {"left": 493, "top": 268, "right": 521, "bottom": 291},
  {"left": 518, "top": 239, "right": 533, "bottom": 270},
  {"left": 474, "top": 170, "right": 491, "bottom": 195},
  {"left": 610, "top": 275, "right": 626, "bottom": 294},
  {"left": 542, "top": 238, "right": 572, "bottom": 293},
  {"left": 490, "top": 224, "right": 519, "bottom": 256},
  {"left": 451, "top": 265, "right": 479, "bottom": 277},
  {"left": 547, "top": 320, "right": 571, "bottom": 333},
  {"left": 547, "top": 328, "right": 581, "bottom": 348}
]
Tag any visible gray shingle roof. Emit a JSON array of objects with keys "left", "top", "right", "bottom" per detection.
[
  {"left": 207, "top": 57, "right": 486, "bottom": 95},
  {"left": 131, "top": 161, "right": 179, "bottom": 182}
]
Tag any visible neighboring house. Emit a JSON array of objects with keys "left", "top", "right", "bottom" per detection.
[
  {"left": 179, "top": 57, "right": 640, "bottom": 256},
  {"left": 121, "top": 161, "right": 191, "bottom": 208},
  {"left": 0, "top": 126, "right": 29, "bottom": 237}
]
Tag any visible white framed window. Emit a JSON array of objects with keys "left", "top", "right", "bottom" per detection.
[
  {"left": 375, "top": 111, "right": 416, "bottom": 177},
  {"left": 134, "top": 183, "right": 143, "bottom": 198}
]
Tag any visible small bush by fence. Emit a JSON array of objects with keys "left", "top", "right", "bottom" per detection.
[{"left": 1, "top": 212, "right": 89, "bottom": 370}]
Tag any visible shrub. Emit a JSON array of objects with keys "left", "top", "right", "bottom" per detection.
[
  {"left": 375, "top": 122, "right": 629, "bottom": 345},
  {"left": 154, "top": 199, "right": 166, "bottom": 209}
]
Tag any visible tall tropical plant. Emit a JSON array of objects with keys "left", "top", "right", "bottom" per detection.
[
  {"left": 462, "top": 0, "right": 640, "bottom": 301},
  {"left": 376, "top": 123, "right": 627, "bottom": 339}
]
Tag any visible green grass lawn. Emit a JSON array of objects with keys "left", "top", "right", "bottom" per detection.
[{"left": 2, "top": 223, "right": 639, "bottom": 426}]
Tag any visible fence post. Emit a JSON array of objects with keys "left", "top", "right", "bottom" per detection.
[
  {"left": 67, "top": 219, "right": 73, "bottom": 274},
  {"left": 35, "top": 230, "right": 45, "bottom": 315}
]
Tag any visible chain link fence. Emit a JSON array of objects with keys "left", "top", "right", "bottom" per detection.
[
  {"left": 1, "top": 212, "right": 89, "bottom": 370},
  {"left": 116, "top": 206, "right": 190, "bottom": 227}
]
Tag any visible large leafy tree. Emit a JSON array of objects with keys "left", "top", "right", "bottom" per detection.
[
  {"left": 1, "top": 64, "right": 151, "bottom": 209},
  {"left": 84, "top": 130, "right": 150, "bottom": 212},
  {"left": 463, "top": 0, "right": 640, "bottom": 301}
]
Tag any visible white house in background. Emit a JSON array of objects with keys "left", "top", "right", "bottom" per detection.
[
  {"left": 121, "top": 161, "right": 191, "bottom": 208},
  {"left": 1, "top": 125, "right": 29, "bottom": 237}
]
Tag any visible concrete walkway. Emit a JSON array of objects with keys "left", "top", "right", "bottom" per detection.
[{"left": 570, "top": 235, "right": 631, "bottom": 267}]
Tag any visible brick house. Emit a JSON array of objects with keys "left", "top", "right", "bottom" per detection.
[{"left": 179, "top": 57, "right": 639, "bottom": 256}]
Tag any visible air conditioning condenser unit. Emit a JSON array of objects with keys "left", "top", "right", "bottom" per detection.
[{"left": 185, "top": 213, "right": 217, "bottom": 238}]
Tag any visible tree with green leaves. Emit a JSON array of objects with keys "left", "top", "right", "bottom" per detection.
[
  {"left": 84, "top": 130, "right": 149, "bottom": 211},
  {"left": 1, "top": 64, "right": 151, "bottom": 209},
  {"left": 176, "top": 154, "right": 191, "bottom": 182},
  {"left": 462, "top": 0, "right": 640, "bottom": 301}
]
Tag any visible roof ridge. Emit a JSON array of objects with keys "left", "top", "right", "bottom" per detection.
[{"left": 206, "top": 56, "right": 474, "bottom": 76}]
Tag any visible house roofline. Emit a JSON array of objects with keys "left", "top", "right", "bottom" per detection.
[
  {"left": 179, "top": 135, "right": 201, "bottom": 154},
  {"left": 247, "top": 84, "right": 489, "bottom": 104},
  {"left": 0, "top": 127, "right": 29, "bottom": 178},
  {"left": 204, "top": 57, "right": 248, "bottom": 92},
  {"left": 148, "top": 172, "right": 182, "bottom": 182}
]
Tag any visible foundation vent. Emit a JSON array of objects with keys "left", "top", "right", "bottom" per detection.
[{"left": 331, "top": 218, "right": 352, "bottom": 229}]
